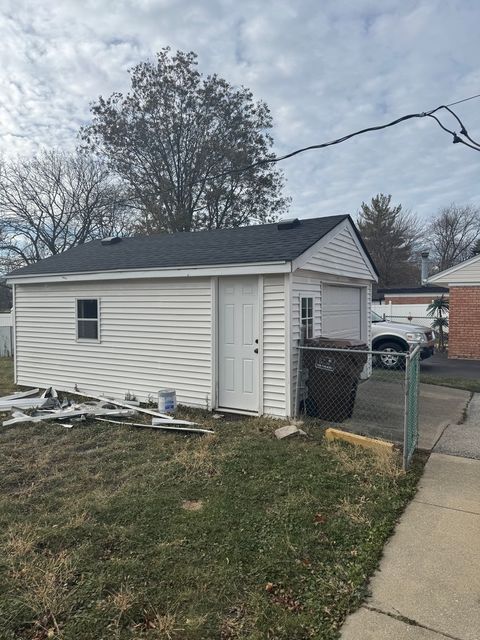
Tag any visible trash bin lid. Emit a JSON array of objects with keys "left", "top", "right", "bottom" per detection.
[{"left": 305, "top": 336, "right": 368, "bottom": 350}]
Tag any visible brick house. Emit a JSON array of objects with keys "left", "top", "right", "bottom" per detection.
[{"left": 428, "top": 256, "right": 480, "bottom": 359}]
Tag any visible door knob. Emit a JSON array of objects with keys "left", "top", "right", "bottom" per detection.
[{"left": 254, "top": 348, "right": 258, "bottom": 354}]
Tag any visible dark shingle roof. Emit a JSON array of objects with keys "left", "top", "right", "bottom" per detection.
[
  {"left": 8, "top": 215, "right": 375, "bottom": 278},
  {"left": 378, "top": 286, "right": 448, "bottom": 296}
]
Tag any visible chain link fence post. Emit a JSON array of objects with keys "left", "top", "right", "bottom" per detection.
[{"left": 403, "top": 345, "right": 420, "bottom": 470}]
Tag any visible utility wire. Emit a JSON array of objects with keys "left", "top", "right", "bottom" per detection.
[
  {"left": 204, "top": 94, "right": 480, "bottom": 182},
  {"left": 445, "top": 92, "right": 480, "bottom": 107}
]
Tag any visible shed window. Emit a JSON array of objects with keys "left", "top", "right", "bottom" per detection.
[
  {"left": 301, "top": 297, "right": 314, "bottom": 339},
  {"left": 77, "top": 299, "right": 99, "bottom": 340}
]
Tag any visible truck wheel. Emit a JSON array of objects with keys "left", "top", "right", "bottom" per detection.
[{"left": 375, "top": 342, "right": 406, "bottom": 370}]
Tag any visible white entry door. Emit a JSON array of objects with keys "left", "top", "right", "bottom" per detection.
[
  {"left": 218, "top": 276, "right": 259, "bottom": 412},
  {"left": 323, "top": 285, "right": 362, "bottom": 339}
]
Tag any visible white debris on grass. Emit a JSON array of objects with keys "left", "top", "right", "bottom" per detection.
[{"left": 0, "top": 387, "right": 211, "bottom": 434}]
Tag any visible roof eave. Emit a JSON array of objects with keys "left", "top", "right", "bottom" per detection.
[{"left": 6, "top": 260, "right": 292, "bottom": 285}]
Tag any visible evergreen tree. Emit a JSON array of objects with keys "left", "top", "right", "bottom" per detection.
[{"left": 357, "top": 194, "right": 421, "bottom": 287}]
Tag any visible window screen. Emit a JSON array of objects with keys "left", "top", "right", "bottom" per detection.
[
  {"left": 301, "top": 297, "right": 314, "bottom": 339},
  {"left": 77, "top": 299, "right": 99, "bottom": 340}
]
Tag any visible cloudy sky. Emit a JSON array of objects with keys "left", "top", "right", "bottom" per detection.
[{"left": 1, "top": 0, "right": 479, "bottom": 221}]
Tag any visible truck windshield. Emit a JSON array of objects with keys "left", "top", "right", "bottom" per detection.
[{"left": 372, "top": 311, "right": 385, "bottom": 323}]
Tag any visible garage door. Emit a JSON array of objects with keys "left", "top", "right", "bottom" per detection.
[{"left": 323, "top": 285, "right": 362, "bottom": 339}]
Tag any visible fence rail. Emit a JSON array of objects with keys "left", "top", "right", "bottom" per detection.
[
  {"left": 372, "top": 303, "right": 448, "bottom": 329},
  {"left": 294, "top": 344, "right": 419, "bottom": 469}
]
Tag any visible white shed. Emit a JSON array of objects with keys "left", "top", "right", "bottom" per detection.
[{"left": 7, "top": 215, "right": 378, "bottom": 418}]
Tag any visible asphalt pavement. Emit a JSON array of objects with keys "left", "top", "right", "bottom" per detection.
[{"left": 421, "top": 351, "right": 480, "bottom": 379}]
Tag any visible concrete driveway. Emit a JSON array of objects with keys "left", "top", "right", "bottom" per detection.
[
  {"left": 340, "top": 377, "right": 469, "bottom": 451},
  {"left": 434, "top": 392, "right": 480, "bottom": 459}
]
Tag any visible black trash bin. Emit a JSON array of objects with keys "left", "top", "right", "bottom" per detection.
[{"left": 301, "top": 337, "right": 368, "bottom": 421}]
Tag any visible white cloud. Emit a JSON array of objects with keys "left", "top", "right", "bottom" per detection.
[{"left": 0, "top": 0, "right": 478, "bottom": 221}]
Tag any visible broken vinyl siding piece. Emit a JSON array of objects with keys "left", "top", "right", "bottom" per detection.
[
  {"left": 97, "top": 418, "right": 214, "bottom": 434},
  {"left": 151, "top": 417, "right": 197, "bottom": 426},
  {"left": 2, "top": 407, "right": 136, "bottom": 427},
  {"left": 0, "top": 386, "right": 58, "bottom": 411},
  {"left": 68, "top": 389, "right": 174, "bottom": 420},
  {"left": 0, "top": 388, "right": 40, "bottom": 401},
  {"left": 0, "top": 397, "right": 50, "bottom": 411}
]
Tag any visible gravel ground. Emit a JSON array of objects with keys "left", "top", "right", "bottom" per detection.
[{"left": 434, "top": 392, "right": 480, "bottom": 459}]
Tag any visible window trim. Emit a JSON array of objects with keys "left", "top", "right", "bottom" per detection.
[
  {"left": 300, "top": 295, "right": 314, "bottom": 340},
  {"left": 75, "top": 297, "right": 100, "bottom": 343}
]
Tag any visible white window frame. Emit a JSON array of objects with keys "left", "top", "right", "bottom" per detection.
[
  {"left": 76, "top": 298, "right": 100, "bottom": 342},
  {"left": 300, "top": 295, "right": 314, "bottom": 339}
]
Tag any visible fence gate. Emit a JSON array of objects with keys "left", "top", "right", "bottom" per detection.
[{"left": 403, "top": 346, "right": 420, "bottom": 470}]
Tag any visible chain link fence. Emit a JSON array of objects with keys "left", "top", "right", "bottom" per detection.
[{"left": 294, "top": 344, "right": 420, "bottom": 469}]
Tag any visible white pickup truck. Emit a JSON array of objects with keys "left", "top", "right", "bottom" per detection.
[{"left": 372, "top": 311, "right": 435, "bottom": 369}]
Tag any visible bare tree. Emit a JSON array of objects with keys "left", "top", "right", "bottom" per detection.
[
  {"left": 0, "top": 150, "right": 131, "bottom": 272},
  {"left": 429, "top": 204, "right": 480, "bottom": 271},
  {"left": 81, "top": 48, "right": 289, "bottom": 234}
]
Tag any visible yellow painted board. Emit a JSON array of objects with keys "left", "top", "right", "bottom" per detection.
[{"left": 324, "top": 428, "right": 394, "bottom": 453}]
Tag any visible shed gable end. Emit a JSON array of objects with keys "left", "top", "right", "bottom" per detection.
[{"left": 293, "top": 222, "right": 376, "bottom": 281}]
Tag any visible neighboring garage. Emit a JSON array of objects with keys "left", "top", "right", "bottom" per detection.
[{"left": 428, "top": 254, "right": 480, "bottom": 359}]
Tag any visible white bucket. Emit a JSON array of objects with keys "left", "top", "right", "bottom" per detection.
[{"left": 158, "top": 388, "right": 176, "bottom": 413}]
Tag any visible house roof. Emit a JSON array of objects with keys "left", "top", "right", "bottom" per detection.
[
  {"left": 378, "top": 285, "right": 448, "bottom": 296},
  {"left": 428, "top": 253, "right": 480, "bottom": 286},
  {"left": 8, "top": 214, "right": 378, "bottom": 279}
]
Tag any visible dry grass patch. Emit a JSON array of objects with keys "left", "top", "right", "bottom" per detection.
[
  {"left": 326, "top": 440, "right": 405, "bottom": 479},
  {"left": 171, "top": 435, "right": 226, "bottom": 478},
  {"left": 10, "top": 549, "right": 77, "bottom": 638},
  {"left": 337, "top": 496, "right": 371, "bottom": 525},
  {"left": 135, "top": 611, "right": 180, "bottom": 637},
  {"left": 5, "top": 523, "right": 38, "bottom": 557}
]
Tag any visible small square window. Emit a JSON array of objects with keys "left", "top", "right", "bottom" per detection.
[
  {"left": 77, "top": 299, "right": 99, "bottom": 340},
  {"left": 301, "top": 296, "right": 314, "bottom": 339}
]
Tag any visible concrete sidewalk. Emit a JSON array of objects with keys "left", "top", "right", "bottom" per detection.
[
  {"left": 341, "top": 453, "right": 480, "bottom": 640},
  {"left": 435, "top": 392, "right": 480, "bottom": 460}
]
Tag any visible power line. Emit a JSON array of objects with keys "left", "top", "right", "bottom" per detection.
[
  {"left": 205, "top": 95, "right": 480, "bottom": 182},
  {"left": 445, "top": 92, "right": 480, "bottom": 107}
]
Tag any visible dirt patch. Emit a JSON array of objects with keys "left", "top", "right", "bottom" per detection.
[{"left": 182, "top": 500, "right": 204, "bottom": 511}]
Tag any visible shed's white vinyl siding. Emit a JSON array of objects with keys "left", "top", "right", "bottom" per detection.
[
  {"left": 302, "top": 224, "right": 373, "bottom": 280},
  {"left": 15, "top": 278, "right": 212, "bottom": 408},
  {"left": 262, "top": 275, "right": 286, "bottom": 417},
  {"left": 290, "top": 271, "right": 373, "bottom": 411},
  {"left": 290, "top": 272, "right": 322, "bottom": 409}
]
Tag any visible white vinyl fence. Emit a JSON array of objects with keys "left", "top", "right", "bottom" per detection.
[
  {"left": 372, "top": 302, "right": 445, "bottom": 328},
  {"left": 0, "top": 311, "right": 13, "bottom": 356}
]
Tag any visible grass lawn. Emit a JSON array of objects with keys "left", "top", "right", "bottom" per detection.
[
  {"left": 420, "top": 374, "right": 480, "bottom": 394},
  {"left": 0, "top": 357, "right": 423, "bottom": 640}
]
